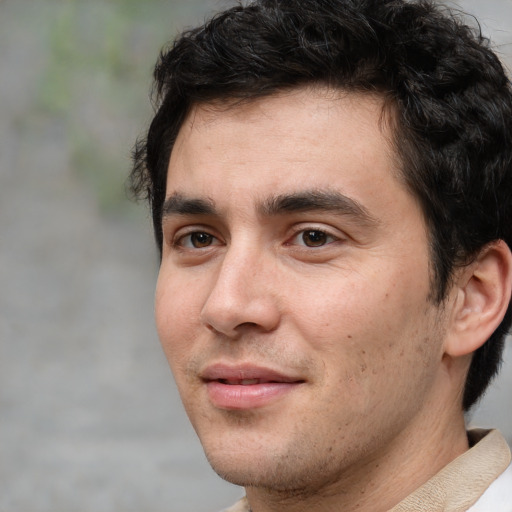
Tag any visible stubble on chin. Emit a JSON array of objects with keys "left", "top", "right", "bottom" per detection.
[{"left": 201, "top": 412, "right": 357, "bottom": 497}]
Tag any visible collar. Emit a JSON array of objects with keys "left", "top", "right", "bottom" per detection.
[{"left": 390, "top": 429, "right": 511, "bottom": 512}]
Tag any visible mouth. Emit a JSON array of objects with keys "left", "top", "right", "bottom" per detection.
[
  {"left": 201, "top": 364, "right": 305, "bottom": 410},
  {"left": 216, "top": 378, "right": 295, "bottom": 385}
]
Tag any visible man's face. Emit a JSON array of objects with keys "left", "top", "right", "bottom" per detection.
[{"left": 155, "top": 88, "right": 449, "bottom": 493}]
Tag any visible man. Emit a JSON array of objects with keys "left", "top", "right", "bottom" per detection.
[{"left": 129, "top": 0, "right": 512, "bottom": 510}]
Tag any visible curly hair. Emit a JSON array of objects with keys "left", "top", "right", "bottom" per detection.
[{"left": 130, "top": 0, "right": 512, "bottom": 411}]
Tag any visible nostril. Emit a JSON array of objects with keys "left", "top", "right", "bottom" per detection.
[{"left": 239, "top": 321, "right": 259, "bottom": 329}]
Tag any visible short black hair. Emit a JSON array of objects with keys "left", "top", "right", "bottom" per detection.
[{"left": 130, "top": 0, "right": 512, "bottom": 411}]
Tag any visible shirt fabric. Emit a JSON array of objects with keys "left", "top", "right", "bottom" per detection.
[{"left": 222, "top": 429, "right": 511, "bottom": 512}]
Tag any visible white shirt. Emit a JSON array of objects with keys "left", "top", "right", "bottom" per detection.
[{"left": 467, "top": 461, "right": 512, "bottom": 511}]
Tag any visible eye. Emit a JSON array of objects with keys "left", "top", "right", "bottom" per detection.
[
  {"left": 177, "top": 231, "right": 218, "bottom": 249},
  {"left": 290, "top": 229, "right": 338, "bottom": 247}
]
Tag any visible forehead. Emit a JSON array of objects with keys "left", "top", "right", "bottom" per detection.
[{"left": 165, "top": 86, "right": 409, "bottom": 219}]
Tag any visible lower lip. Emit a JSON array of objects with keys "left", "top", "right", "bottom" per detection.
[{"left": 206, "top": 381, "right": 300, "bottom": 410}]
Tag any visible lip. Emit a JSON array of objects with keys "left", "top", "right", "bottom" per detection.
[{"left": 201, "top": 363, "right": 305, "bottom": 410}]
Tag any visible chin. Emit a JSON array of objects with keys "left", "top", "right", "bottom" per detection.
[
  {"left": 208, "top": 460, "right": 302, "bottom": 491},
  {"left": 209, "top": 462, "right": 266, "bottom": 488},
  {"left": 201, "top": 440, "right": 276, "bottom": 487},
  {"left": 201, "top": 438, "right": 343, "bottom": 494}
]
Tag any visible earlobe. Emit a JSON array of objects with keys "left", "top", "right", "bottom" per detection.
[{"left": 445, "top": 240, "right": 512, "bottom": 357}]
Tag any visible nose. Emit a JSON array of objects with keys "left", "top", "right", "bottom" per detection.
[{"left": 200, "top": 245, "right": 281, "bottom": 338}]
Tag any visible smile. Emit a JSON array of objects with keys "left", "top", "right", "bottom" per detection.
[
  {"left": 201, "top": 364, "right": 305, "bottom": 410},
  {"left": 218, "top": 378, "right": 280, "bottom": 385}
]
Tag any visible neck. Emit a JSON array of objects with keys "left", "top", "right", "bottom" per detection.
[{"left": 245, "top": 400, "right": 469, "bottom": 512}]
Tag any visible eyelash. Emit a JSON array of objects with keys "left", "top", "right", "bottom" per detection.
[
  {"left": 173, "top": 230, "right": 221, "bottom": 249},
  {"left": 172, "top": 226, "right": 340, "bottom": 250},
  {"left": 287, "top": 228, "right": 339, "bottom": 248}
]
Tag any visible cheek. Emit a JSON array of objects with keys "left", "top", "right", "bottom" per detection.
[
  {"left": 154, "top": 269, "right": 203, "bottom": 370},
  {"left": 288, "top": 266, "right": 433, "bottom": 382},
  {"left": 288, "top": 274, "right": 395, "bottom": 349}
]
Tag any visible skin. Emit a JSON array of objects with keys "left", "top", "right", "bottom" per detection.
[{"left": 155, "top": 87, "right": 478, "bottom": 511}]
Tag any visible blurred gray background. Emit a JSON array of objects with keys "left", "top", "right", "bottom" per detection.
[{"left": 0, "top": 1, "right": 510, "bottom": 511}]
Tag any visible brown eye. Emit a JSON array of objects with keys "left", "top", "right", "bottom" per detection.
[
  {"left": 302, "top": 230, "right": 329, "bottom": 247},
  {"left": 190, "top": 232, "right": 214, "bottom": 248},
  {"left": 179, "top": 232, "right": 215, "bottom": 248}
]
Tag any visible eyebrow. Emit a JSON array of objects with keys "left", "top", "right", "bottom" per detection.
[
  {"left": 258, "top": 190, "right": 378, "bottom": 226},
  {"left": 162, "top": 193, "right": 216, "bottom": 218},
  {"left": 162, "top": 190, "right": 378, "bottom": 227}
]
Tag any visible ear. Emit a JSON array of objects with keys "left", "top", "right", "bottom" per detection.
[{"left": 444, "top": 240, "right": 512, "bottom": 357}]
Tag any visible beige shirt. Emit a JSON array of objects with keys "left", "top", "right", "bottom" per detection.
[{"left": 223, "top": 429, "right": 511, "bottom": 512}]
